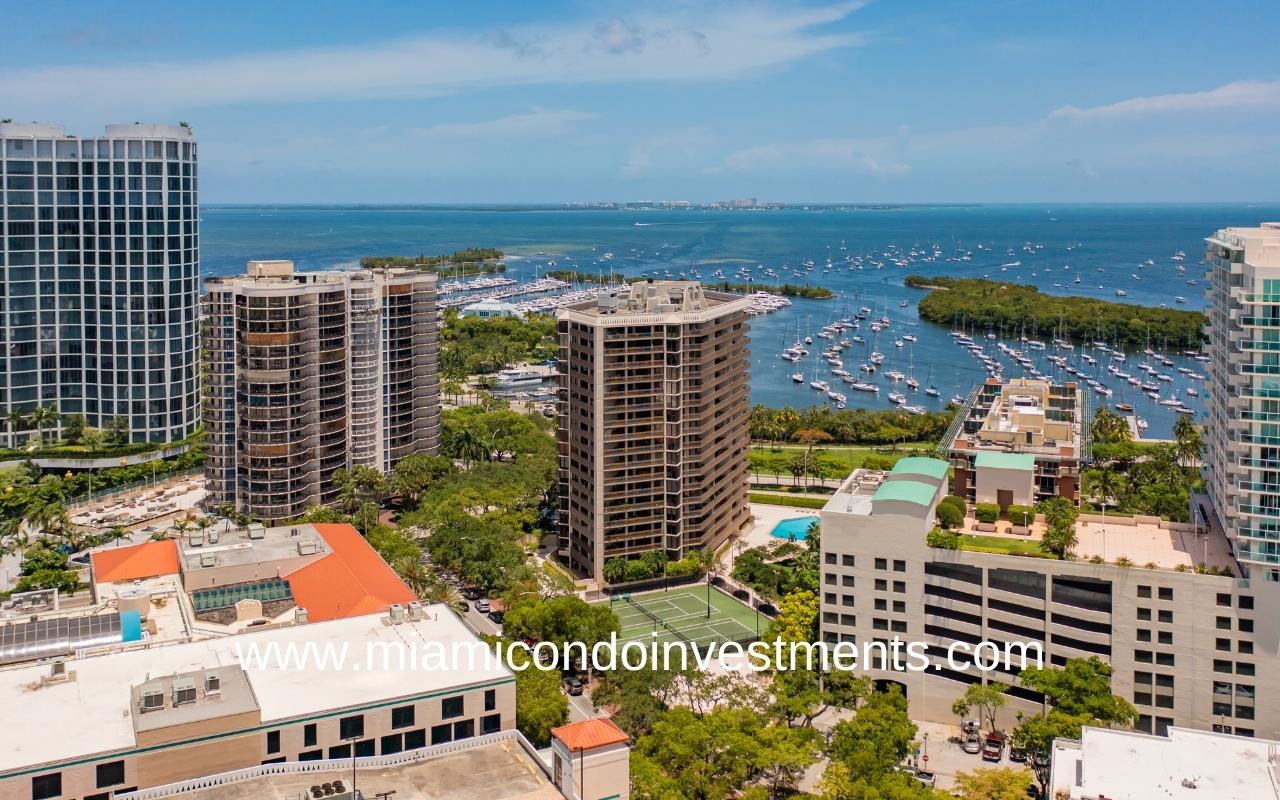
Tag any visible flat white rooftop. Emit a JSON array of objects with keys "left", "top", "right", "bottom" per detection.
[
  {"left": 0, "top": 606, "right": 511, "bottom": 775},
  {"left": 1052, "top": 726, "right": 1280, "bottom": 800}
]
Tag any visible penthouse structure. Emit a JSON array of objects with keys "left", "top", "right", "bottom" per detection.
[
  {"left": 0, "top": 609, "right": 515, "bottom": 800},
  {"left": 204, "top": 260, "right": 439, "bottom": 520},
  {"left": 1203, "top": 223, "right": 1280, "bottom": 583},
  {"left": 818, "top": 457, "right": 1280, "bottom": 739},
  {"left": 0, "top": 122, "right": 200, "bottom": 444},
  {"left": 943, "top": 377, "right": 1087, "bottom": 506},
  {"left": 556, "top": 281, "right": 752, "bottom": 581}
]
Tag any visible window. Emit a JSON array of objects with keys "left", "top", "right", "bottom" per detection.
[
  {"left": 1134, "top": 691, "right": 1152, "bottom": 706},
  {"left": 304, "top": 723, "right": 317, "bottom": 747},
  {"left": 1216, "top": 617, "right": 1232, "bottom": 630},
  {"left": 1240, "top": 619, "right": 1254, "bottom": 633},
  {"left": 842, "top": 555, "right": 855, "bottom": 567},
  {"left": 842, "top": 575, "right": 856, "bottom": 587},
  {"left": 392, "top": 705, "right": 415, "bottom": 729},
  {"left": 875, "top": 558, "right": 887, "bottom": 570},
  {"left": 432, "top": 723, "right": 453, "bottom": 745},
  {"left": 1154, "top": 694, "right": 1175, "bottom": 709},
  {"left": 404, "top": 729, "right": 426, "bottom": 750},
  {"left": 873, "top": 618, "right": 889, "bottom": 631},
  {"left": 485, "top": 689, "right": 497, "bottom": 712},
  {"left": 482, "top": 713, "right": 501, "bottom": 734},
  {"left": 1240, "top": 596, "right": 1254, "bottom": 610},
  {"left": 1136, "top": 629, "right": 1151, "bottom": 642},
  {"left": 1137, "top": 608, "right": 1151, "bottom": 621},
  {"left": 1214, "top": 659, "right": 1233, "bottom": 674},
  {"left": 381, "top": 734, "right": 403, "bottom": 755},
  {"left": 1157, "top": 631, "right": 1173, "bottom": 645},
  {"left": 893, "top": 559, "right": 906, "bottom": 572},
  {"left": 32, "top": 774, "right": 61, "bottom": 800},
  {"left": 454, "top": 719, "right": 476, "bottom": 740},
  {"left": 1134, "top": 671, "right": 1152, "bottom": 685},
  {"left": 266, "top": 730, "right": 281, "bottom": 754},
  {"left": 328, "top": 744, "right": 351, "bottom": 759},
  {"left": 1216, "top": 592, "right": 1231, "bottom": 606},
  {"left": 825, "top": 573, "right": 837, "bottom": 585},
  {"left": 875, "top": 598, "right": 887, "bottom": 611},
  {"left": 1240, "top": 641, "right": 1254, "bottom": 655},
  {"left": 1135, "top": 650, "right": 1152, "bottom": 663},
  {"left": 893, "top": 600, "right": 906, "bottom": 613},
  {"left": 356, "top": 740, "right": 375, "bottom": 757},
  {"left": 1213, "top": 701, "right": 1233, "bottom": 716},
  {"left": 1157, "top": 610, "right": 1173, "bottom": 624},
  {"left": 1216, "top": 638, "right": 1232, "bottom": 652},
  {"left": 1237, "top": 662, "right": 1256, "bottom": 677},
  {"left": 1157, "top": 587, "right": 1173, "bottom": 601},
  {"left": 442, "top": 696, "right": 465, "bottom": 719},
  {"left": 299, "top": 749, "right": 323, "bottom": 761},
  {"left": 1155, "top": 653, "right": 1175, "bottom": 667},
  {"left": 96, "top": 760, "right": 125, "bottom": 788},
  {"left": 1155, "top": 674, "right": 1174, "bottom": 689},
  {"left": 1138, "top": 586, "right": 1152, "bottom": 598},
  {"left": 825, "top": 553, "right": 837, "bottom": 565},
  {"left": 874, "top": 579, "right": 887, "bottom": 591},
  {"left": 890, "top": 620, "right": 907, "bottom": 633},
  {"left": 825, "top": 592, "right": 837, "bottom": 605},
  {"left": 842, "top": 595, "right": 855, "bottom": 607},
  {"left": 339, "top": 715, "right": 364, "bottom": 740},
  {"left": 893, "top": 581, "right": 906, "bottom": 593}
]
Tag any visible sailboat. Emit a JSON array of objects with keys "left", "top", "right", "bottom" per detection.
[{"left": 924, "top": 366, "right": 940, "bottom": 397}]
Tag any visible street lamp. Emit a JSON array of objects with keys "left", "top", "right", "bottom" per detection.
[{"left": 345, "top": 734, "right": 361, "bottom": 797}]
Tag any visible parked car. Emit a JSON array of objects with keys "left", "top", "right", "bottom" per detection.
[
  {"left": 564, "top": 676, "right": 584, "bottom": 696},
  {"left": 962, "top": 720, "right": 981, "bottom": 736},
  {"left": 489, "top": 610, "right": 505, "bottom": 624},
  {"left": 462, "top": 587, "right": 482, "bottom": 600},
  {"left": 962, "top": 734, "right": 982, "bottom": 754},
  {"left": 1009, "top": 744, "right": 1027, "bottom": 763},
  {"left": 456, "top": 601, "right": 470, "bottom": 613},
  {"left": 475, "top": 598, "right": 491, "bottom": 613},
  {"left": 914, "top": 771, "right": 936, "bottom": 788},
  {"left": 982, "top": 732, "right": 1006, "bottom": 762}
]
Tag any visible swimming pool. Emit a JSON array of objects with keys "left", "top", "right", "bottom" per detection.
[{"left": 769, "top": 515, "right": 820, "bottom": 540}]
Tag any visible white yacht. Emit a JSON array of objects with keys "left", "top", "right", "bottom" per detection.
[{"left": 494, "top": 368, "right": 544, "bottom": 389}]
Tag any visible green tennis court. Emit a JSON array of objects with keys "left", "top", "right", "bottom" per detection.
[{"left": 605, "top": 584, "right": 762, "bottom": 650}]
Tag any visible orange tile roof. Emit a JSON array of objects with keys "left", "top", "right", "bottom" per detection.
[
  {"left": 552, "top": 717, "right": 629, "bottom": 751},
  {"left": 286, "top": 523, "right": 417, "bottom": 623},
  {"left": 91, "top": 540, "right": 180, "bottom": 584}
]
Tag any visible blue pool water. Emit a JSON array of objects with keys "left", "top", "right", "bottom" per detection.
[{"left": 770, "top": 515, "right": 820, "bottom": 540}]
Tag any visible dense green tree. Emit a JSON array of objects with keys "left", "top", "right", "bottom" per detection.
[
  {"left": 61, "top": 413, "right": 86, "bottom": 444},
  {"left": 502, "top": 595, "right": 620, "bottom": 654},
  {"left": 960, "top": 682, "right": 1008, "bottom": 734},
  {"left": 826, "top": 687, "right": 918, "bottom": 781},
  {"left": 950, "top": 767, "right": 1033, "bottom": 800}
]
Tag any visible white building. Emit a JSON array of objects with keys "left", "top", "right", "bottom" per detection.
[
  {"left": 1050, "top": 725, "right": 1280, "bottom": 800},
  {"left": 818, "top": 457, "right": 1279, "bottom": 738},
  {"left": 1203, "top": 223, "right": 1280, "bottom": 583},
  {"left": 0, "top": 122, "right": 200, "bottom": 444},
  {"left": 461, "top": 298, "right": 520, "bottom": 318}
]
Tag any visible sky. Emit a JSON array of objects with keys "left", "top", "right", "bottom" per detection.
[{"left": 1, "top": 0, "right": 1277, "bottom": 204}]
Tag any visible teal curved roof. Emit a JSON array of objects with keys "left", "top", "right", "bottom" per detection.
[
  {"left": 872, "top": 480, "right": 937, "bottom": 507},
  {"left": 890, "top": 457, "right": 949, "bottom": 480}
]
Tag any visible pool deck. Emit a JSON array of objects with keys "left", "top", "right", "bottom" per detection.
[{"left": 737, "top": 503, "right": 819, "bottom": 552}]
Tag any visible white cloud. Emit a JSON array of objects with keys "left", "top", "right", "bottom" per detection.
[
  {"left": 0, "top": 3, "right": 869, "bottom": 112},
  {"left": 410, "top": 109, "right": 597, "bottom": 139},
  {"left": 1048, "top": 79, "right": 1280, "bottom": 121}
]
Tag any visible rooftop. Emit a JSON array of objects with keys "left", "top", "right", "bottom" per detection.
[
  {"left": 558, "top": 280, "right": 752, "bottom": 323},
  {"left": 1051, "top": 726, "right": 1280, "bottom": 800},
  {"left": 134, "top": 732, "right": 561, "bottom": 800},
  {"left": 948, "top": 377, "right": 1084, "bottom": 460},
  {"left": 1207, "top": 223, "right": 1280, "bottom": 268},
  {"left": 823, "top": 469, "right": 941, "bottom": 518},
  {"left": 889, "top": 457, "right": 949, "bottom": 481},
  {"left": 0, "top": 608, "right": 510, "bottom": 775},
  {"left": 91, "top": 540, "right": 180, "bottom": 584},
  {"left": 552, "top": 717, "right": 629, "bottom": 751},
  {"left": 872, "top": 480, "right": 939, "bottom": 508}
]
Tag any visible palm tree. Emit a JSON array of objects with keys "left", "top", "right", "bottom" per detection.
[
  {"left": 30, "top": 404, "right": 58, "bottom": 447},
  {"left": 1091, "top": 407, "right": 1131, "bottom": 444},
  {"left": 451, "top": 425, "right": 490, "bottom": 467},
  {"left": 1173, "top": 416, "right": 1202, "bottom": 469},
  {"left": 5, "top": 409, "right": 26, "bottom": 449},
  {"left": 107, "top": 524, "right": 131, "bottom": 546},
  {"left": 394, "top": 556, "right": 434, "bottom": 598}
]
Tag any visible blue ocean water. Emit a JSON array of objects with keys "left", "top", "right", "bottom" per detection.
[{"left": 202, "top": 204, "right": 1280, "bottom": 437}]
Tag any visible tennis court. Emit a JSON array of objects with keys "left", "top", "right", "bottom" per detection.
[{"left": 606, "top": 584, "right": 762, "bottom": 651}]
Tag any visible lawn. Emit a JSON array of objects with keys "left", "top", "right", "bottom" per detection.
[
  {"left": 749, "top": 442, "right": 937, "bottom": 479},
  {"left": 958, "top": 534, "right": 1058, "bottom": 559},
  {"left": 749, "top": 493, "right": 828, "bottom": 509}
]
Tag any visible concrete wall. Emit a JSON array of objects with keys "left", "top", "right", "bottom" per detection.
[{"left": 974, "top": 466, "right": 1034, "bottom": 507}]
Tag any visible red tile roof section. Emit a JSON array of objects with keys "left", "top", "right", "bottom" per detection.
[
  {"left": 91, "top": 540, "right": 180, "bottom": 584},
  {"left": 552, "top": 717, "right": 630, "bottom": 751},
  {"left": 286, "top": 523, "right": 417, "bottom": 623}
]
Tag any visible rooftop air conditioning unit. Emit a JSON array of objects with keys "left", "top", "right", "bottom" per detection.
[
  {"left": 139, "top": 689, "right": 165, "bottom": 712},
  {"left": 204, "top": 672, "right": 221, "bottom": 697},
  {"left": 296, "top": 539, "right": 318, "bottom": 556},
  {"left": 388, "top": 603, "right": 406, "bottom": 623},
  {"left": 247, "top": 524, "right": 266, "bottom": 540},
  {"left": 207, "top": 530, "right": 219, "bottom": 545},
  {"left": 407, "top": 601, "right": 425, "bottom": 620},
  {"left": 295, "top": 607, "right": 309, "bottom": 625},
  {"left": 187, "top": 531, "right": 204, "bottom": 547},
  {"left": 172, "top": 680, "right": 197, "bottom": 707},
  {"left": 199, "top": 553, "right": 217, "bottom": 568}
]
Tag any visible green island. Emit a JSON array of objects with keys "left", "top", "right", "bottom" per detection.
[
  {"left": 360, "top": 247, "right": 506, "bottom": 276},
  {"left": 545, "top": 269, "right": 833, "bottom": 298},
  {"left": 905, "top": 275, "right": 1206, "bottom": 348}
]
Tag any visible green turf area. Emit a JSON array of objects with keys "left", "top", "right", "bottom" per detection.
[
  {"left": 958, "top": 534, "right": 1058, "bottom": 559},
  {"left": 603, "top": 584, "right": 763, "bottom": 649}
]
